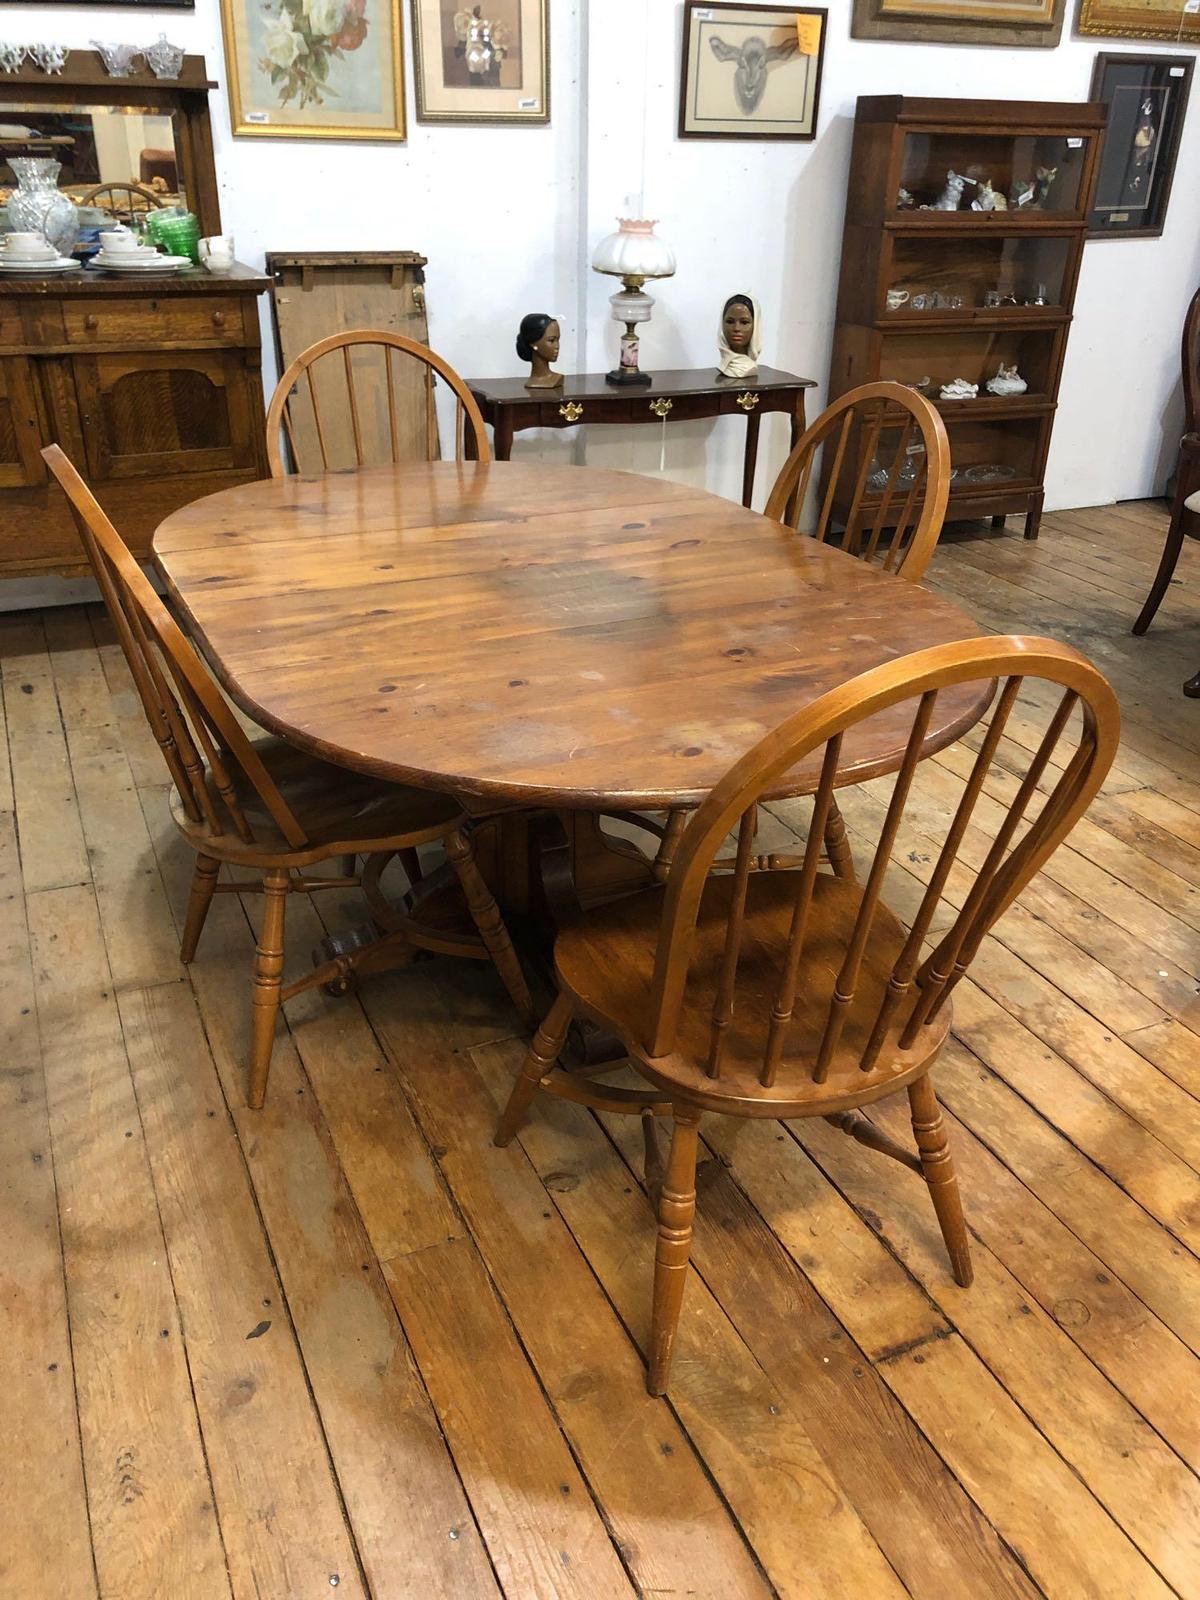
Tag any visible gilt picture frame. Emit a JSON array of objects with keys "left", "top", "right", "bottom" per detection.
[
  {"left": 220, "top": 0, "right": 406, "bottom": 140},
  {"left": 1087, "top": 51, "right": 1193, "bottom": 238},
  {"left": 1077, "top": 0, "right": 1200, "bottom": 42},
  {"left": 410, "top": 0, "right": 549, "bottom": 125},
  {"left": 679, "top": 2, "right": 827, "bottom": 142},
  {"left": 851, "top": 0, "right": 1067, "bottom": 47}
]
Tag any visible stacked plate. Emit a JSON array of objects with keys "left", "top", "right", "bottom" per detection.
[
  {"left": 0, "top": 232, "right": 80, "bottom": 274},
  {"left": 90, "top": 231, "right": 190, "bottom": 273}
]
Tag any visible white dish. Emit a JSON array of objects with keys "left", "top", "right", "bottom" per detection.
[
  {"left": 91, "top": 253, "right": 191, "bottom": 272},
  {"left": 0, "top": 256, "right": 81, "bottom": 273}
]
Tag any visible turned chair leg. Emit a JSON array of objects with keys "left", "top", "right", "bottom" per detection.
[
  {"left": 823, "top": 798, "right": 856, "bottom": 881},
  {"left": 180, "top": 852, "right": 219, "bottom": 963},
  {"left": 445, "top": 827, "right": 535, "bottom": 1026},
  {"left": 494, "top": 991, "right": 573, "bottom": 1147},
  {"left": 247, "top": 868, "right": 290, "bottom": 1110},
  {"left": 1132, "top": 507, "right": 1186, "bottom": 635},
  {"left": 654, "top": 809, "right": 688, "bottom": 883},
  {"left": 648, "top": 1105, "right": 702, "bottom": 1396},
  {"left": 908, "top": 1074, "right": 972, "bottom": 1287}
]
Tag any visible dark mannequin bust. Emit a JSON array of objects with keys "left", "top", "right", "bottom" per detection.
[{"left": 517, "top": 312, "right": 563, "bottom": 389}]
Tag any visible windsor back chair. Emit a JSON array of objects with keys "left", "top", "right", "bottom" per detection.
[
  {"left": 79, "top": 180, "right": 164, "bottom": 217},
  {"left": 650, "top": 381, "right": 953, "bottom": 887},
  {"left": 43, "top": 443, "right": 533, "bottom": 1109},
  {"left": 496, "top": 635, "right": 1119, "bottom": 1394},
  {"left": 265, "top": 329, "right": 490, "bottom": 477}
]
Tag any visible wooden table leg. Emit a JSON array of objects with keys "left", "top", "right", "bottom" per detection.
[
  {"left": 784, "top": 390, "right": 807, "bottom": 523},
  {"left": 741, "top": 410, "right": 762, "bottom": 508},
  {"left": 494, "top": 412, "right": 514, "bottom": 461}
]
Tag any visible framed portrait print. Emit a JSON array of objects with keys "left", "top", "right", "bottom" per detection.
[
  {"left": 679, "top": 3, "right": 827, "bottom": 141},
  {"left": 1088, "top": 52, "right": 1193, "bottom": 238},
  {"left": 220, "top": 0, "right": 406, "bottom": 140},
  {"left": 851, "top": 0, "right": 1066, "bottom": 46},
  {"left": 1077, "top": 0, "right": 1200, "bottom": 42},
  {"left": 411, "top": 0, "right": 549, "bottom": 124}
]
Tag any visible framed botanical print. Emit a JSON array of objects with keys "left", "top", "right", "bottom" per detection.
[
  {"left": 851, "top": 0, "right": 1066, "bottom": 46},
  {"left": 1088, "top": 52, "right": 1193, "bottom": 237},
  {"left": 410, "top": 0, "right": 549, "bottom": 124},
  {"left": 679, "top": 2, "right": 827, "bottom": 141},
  {"left": 220, "top": 0, "right": 406, "bottom": 140},
  {"left": 1077, "top": 0, "right": 1200, "bottom": 41}
]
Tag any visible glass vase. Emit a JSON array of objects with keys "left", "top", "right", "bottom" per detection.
[{"left": 7, "top": 157, "right": 78, "bottom": 254}]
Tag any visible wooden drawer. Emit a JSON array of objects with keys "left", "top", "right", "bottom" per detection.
[{"left": 62, "top": 296, "right": 245, "bottom": 348}]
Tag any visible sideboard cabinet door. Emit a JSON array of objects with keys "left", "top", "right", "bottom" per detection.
[
  {"left": 0, "top": 356, "right": 46, "bottom": 488},
  {"left": 74, "top": 350, "right": 261, "bottom": 481}
]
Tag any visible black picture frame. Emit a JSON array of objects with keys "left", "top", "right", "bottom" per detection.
[
  {"left": 678, "top": 1, "right": 827, "bottom": 143},
  {"left": 1088, "top": 51, "right": 1193, "bottom": 239}
]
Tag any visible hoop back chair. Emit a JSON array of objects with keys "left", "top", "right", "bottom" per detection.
[
  {"left": 265, "top": 329, "right": 490, "bottom": 478},
  {"left": 1132, "top": 286, "right": 1200, "bottom": 637},
  {"left": 43, "top": 443, "right": 533, "bottom": 1108},
  {"left": 79, "top": 181, "right": 163, "bottom": 217},
  {"left": 496, "top": 636, "right": 1119, "bottom": 1394},
  {"left": 764, "top": 380, "right": 952, "bottom": 583},
  {"left": 648, "top": 382, "right": 953, "bottom": 889}
]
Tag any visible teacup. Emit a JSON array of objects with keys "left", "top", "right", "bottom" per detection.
[
  {"left": 98, "top": 228, "right": 145, "bottom": 254},
  {"left": 198, "top": 234, "right": 234, "bottom": 272},
  {"left": 885, "top": 288, "right": 910, "bottom": 311},
  {"left": 4, "top": 231, "right": 54, "bottom": 258}
]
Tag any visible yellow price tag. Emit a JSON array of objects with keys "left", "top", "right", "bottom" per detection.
[{"left": 795, "top": 13, "right": 822, "bottom": 53}]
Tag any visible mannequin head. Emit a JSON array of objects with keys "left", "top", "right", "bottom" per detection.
[
  {"left": 721, "top": 294, "right": 755, "bottom": 353},
  {"left": 517, "top": 312, "right": 560, "bottom": 364}
]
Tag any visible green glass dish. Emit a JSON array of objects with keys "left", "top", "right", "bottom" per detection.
[{"left": 144, "top": 208, "right": 201, "bottom": 265}]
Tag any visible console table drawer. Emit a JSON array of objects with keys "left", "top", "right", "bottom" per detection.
[{"left": 62, "top": 296, "right": 245, "bottom": 347}]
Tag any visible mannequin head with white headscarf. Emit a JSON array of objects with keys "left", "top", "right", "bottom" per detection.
[{"left": 717, "top": 293, "right": 761, "bottom": 379}]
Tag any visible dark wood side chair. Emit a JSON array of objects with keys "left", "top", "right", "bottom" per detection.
[
  {"left": 43, "top": 443, "right": 534, "bottom": 1108},
  {"left": 264, "top": 329, "right": 490, "bottom": 477},
  {"left": 649, "top": 381, "right": 953, "bottom": 886},
  {"left": 496, "top": 635, "right": 1119, "bottom": 1395},
  {"left": 1132, "top": 286, "right": 1200, "bottom": 640}
]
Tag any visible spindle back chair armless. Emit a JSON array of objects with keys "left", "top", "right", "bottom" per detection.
[
  {"left": 42, "top": 443, "right": 533, "bottom": 1109},
  {"left": 264, "top": 329, "right": 491, "bottom": 478},
  {"left": 651, "top": 382, "right": 953, "bottom": 889},
  {"left": 497, "top": 635, "right": 1119, "bottom": 1394}
]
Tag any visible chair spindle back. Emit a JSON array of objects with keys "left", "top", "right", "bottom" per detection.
[
  {"left": 42, "top": 444, "right": 309, "bottom": 850},
  {"left": 764, "top": 381, "right": 951, "bottom": 582},
  {"left": 645, "top": 637, "right": 1119, "bottom": 1087},
  {"left": 265, "top": 329, "right": 491, "bottom": 477}
]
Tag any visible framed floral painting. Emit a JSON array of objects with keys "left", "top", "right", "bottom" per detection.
[
  {"left": 221, "top": 0, "right": 406, "bottom": 139},
  {"left": 410, "top": 0, "right": 549, "bottom": 124}
]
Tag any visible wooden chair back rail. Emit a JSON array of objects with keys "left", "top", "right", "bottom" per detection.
[
  {"left": 41, "top": 444, "right": 310, "bottom": 850},
  {"left": 763, "top": 380, "right": 951, "bottom": 583},
  {"left": 265, "top": 328, "right": 490, "bottom": 478},
  {"left": 645, "top": 637, "right": 1119, "bottom": 1084},
  {"left": 79, "top": 181, "right": 164, "bottom": 212}
]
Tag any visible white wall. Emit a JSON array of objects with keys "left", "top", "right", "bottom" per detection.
[{"left": 8, "top": 0, "right": 1200, "bottom": 519}]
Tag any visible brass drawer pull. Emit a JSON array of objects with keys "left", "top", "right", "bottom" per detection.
[
  {"left": 558, "top": 401, "right": 583, "bottom": 422},
  {"left": 649, "top": 397, "right": 673, "bottom": 418},
  {"left": 84, "top": 313, "right": 98, "bottom": 331},
  {"left": 737, "top": 390, "right": 760, "bottom": 411},
  {"left": 212, "top": 310, "right": 226, "bottom": 328}
]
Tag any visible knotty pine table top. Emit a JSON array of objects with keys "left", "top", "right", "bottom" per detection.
[{"left": 153, "top": 460, "right": 994, "bottom": 809}]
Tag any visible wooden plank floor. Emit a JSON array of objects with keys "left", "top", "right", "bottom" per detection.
[{"left": 2, "top": 500, "right": 1198, "bottom": 1599}]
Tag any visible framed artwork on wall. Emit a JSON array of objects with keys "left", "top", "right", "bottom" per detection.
[
  {"left": 850, "top": 0, "right": 1066, "bottom": 47},
  {"left": 1077, "top": 0, "right": 1200, "bottom": 42},
  {"left": 410, "top": 0, "right": 549, "bottom": 124},
  {"left": 679, "top": 2, "right": 827, "bottom": 141},
  {"left": 220, "top": 0, "right": 406, "bottom": 139},
  {"left": 1088, "top": 52, "right": 1193, "bottom": 238}
]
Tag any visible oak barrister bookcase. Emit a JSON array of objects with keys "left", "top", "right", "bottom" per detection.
[
  {"left": 828, "top": 96, "right": 1106, "bottom": 540},
  {"left": 0, "top": 52, "right": 269, "bottom": 581}
]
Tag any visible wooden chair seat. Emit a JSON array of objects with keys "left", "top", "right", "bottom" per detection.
[
  {"left": 556, "top": 871, "right": 948, "bottom": 1118},
  {"left": 169, "top": 735, "right": 462, "bottom": 865}
]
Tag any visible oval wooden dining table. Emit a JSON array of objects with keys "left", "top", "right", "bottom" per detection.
[{"left": 153, "top": 459, "right": 992, "bottom": 949}]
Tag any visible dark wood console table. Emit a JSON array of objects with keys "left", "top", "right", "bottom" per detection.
[{"left": 466, "top": 366, "right": 817, "bottom": 508}]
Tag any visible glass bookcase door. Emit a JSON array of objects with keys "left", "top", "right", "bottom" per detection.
[
  {"left": 882, "top": 234, "right": 1073, "bottom": 317},
  {"left": 877, "top": 327, "right": 1060, "bottom": 405},
  {"left": 895, "top": 133, "right": 1091, "bottom": 216}
]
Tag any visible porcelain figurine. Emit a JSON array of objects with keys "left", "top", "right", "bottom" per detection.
[
  {"left": 896, "top": 186, "right": 917, "bottom": 210},
  {"left": 1010, "top": 178, "right": 1034, "bottom": 208},
  {"left": 939, "top": 377, "right": 979, "bottom": 400},
  {"left": 986, "top": 363, "right": 1027, "bottom": 396},
  {"left": 970, "top": 177, "right": 1007, "bottom": 212},
  {"left": 924, "top": 170, "right": 974, "bottom": 212},
  {"left": 717, "top": 292, "right": 760, "bottom": 379},
  {"left": 1033, "top": 165, "right": 1057, "bottom": 207},
  {"left": 901, "top": 376, "right": 932, "bottom": 393},
  {"left": 517, "top": 312, "right": 563, "bottom": 388}
]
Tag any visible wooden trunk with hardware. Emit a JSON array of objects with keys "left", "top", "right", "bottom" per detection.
[
  {"left": 827, "top": 96, "right": 1105, "bottom": 540},
  {"left": 266, "top": 251, "right": 435, "bottom": 470},
  {"left": 0, "top": 265, "right": 270, "bottom": 579}
]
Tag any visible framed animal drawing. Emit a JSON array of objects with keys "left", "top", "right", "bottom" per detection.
[{"left": 679, "top": 2, "right": 827, "bottom": 142}]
